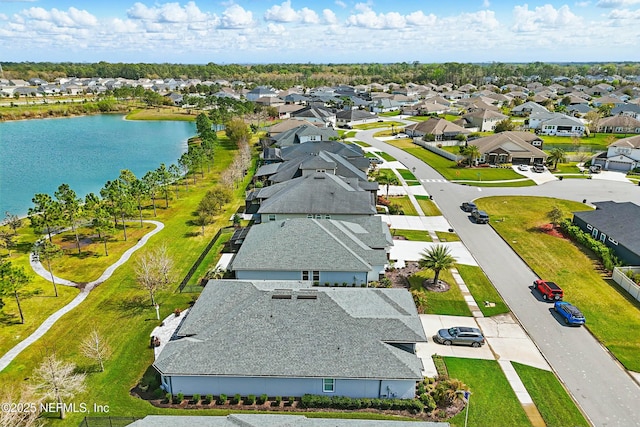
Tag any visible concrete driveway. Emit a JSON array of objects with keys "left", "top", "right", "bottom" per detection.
[
  {"left": 390, "top": 240, "right": 478, "bottom": 267},
  {"left": 512, "top": 165, "right": 557, "bottom": 184},
  {"left": 417, "top": 314, "right": 550, "bottom": 377}
]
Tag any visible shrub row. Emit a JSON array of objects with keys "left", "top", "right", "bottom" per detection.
[
  {"left": 560, "top": 219, "right": 621, "bottom": 271},
  {"left": 299, "top": 394, "right": 424, "bottom": 414}
]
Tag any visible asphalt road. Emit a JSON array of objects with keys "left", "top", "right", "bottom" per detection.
[{"left": 359, "top": 128, "right": 640, "bottom": 427}]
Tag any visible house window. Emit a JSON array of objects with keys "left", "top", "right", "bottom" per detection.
[
  {"left": 323, "top": 378, "right": 335, "bottom": 393},
  {"left": 302, "top": 271, "right": 310, "bottom": 280},
  {"left": 600, "top": 233, "right": 607, "bottom": 243},
  {"left": 586, "top": 224, "right": 592, "bottom": 230},
  {"left": 324, "top": 215, "right": 331, "bottom": 219},
  {"left": 268, "top": 214, "right": 276, "bottom": 221},
  {"left": 591, "top": 228, "right": 598, "bottom": 239},
  {"left": 307, "top": 214, "right": 314, "bottom": 218},
  {"left": 608, "top": 237, "right": 618, "bottom": 245},
  {"left": 313, "top": 271, "right": 320, "bottom": 281},
  {"left": 315, "top": 214, "right": 322, "bottom": 219}
]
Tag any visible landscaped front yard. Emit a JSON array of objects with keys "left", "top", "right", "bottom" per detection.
[{"left": 476, "top": 196, "right": 640, "bottom": 372}]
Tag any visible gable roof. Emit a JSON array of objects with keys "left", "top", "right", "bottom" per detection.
[
  {"left": 230, "top": 218, "right": 388, "bottom": 272},
  {"left": 470, "top": 131, "right": 547, "bottom": 157},
  {"left": 609, "top": 134, "right": 640, "bottom": 148},
  {"left": 541, "top": 115, "right": 584, "bottom": 127},
  {"left": 511, "top": 101, "right": 549, "bottom": 114},
  {"left": 405, "top": 117, "right": 469, "bottom": 136},
  {"left": 154, "top": 280, "right": 426, "bottom": 379},
  {"left": 280, "top": 141, "right": 364, "bottom": 161},
  {"left": 273, "top": 124, "right": 338, "bottom": 147},
  {"left": 573, "top": 202, "right": 640, "bottom": 255},
  {"left": 258, "top": 172, "right": 376, "bottom": 215},
  {"left": 336, "top": 109, "right": 378, "bottom": 121}
]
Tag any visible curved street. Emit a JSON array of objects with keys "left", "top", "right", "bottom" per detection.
[{"left": 358, "top": 127, "right": 640, "bottom": 427}]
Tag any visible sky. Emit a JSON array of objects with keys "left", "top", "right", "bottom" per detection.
[{"left": 0, "top": 0, "right": 639, "bottom": 64}]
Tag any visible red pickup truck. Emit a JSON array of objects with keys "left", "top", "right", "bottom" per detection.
[{"left": 533, "top": 279, "right": 564, "bottom": 301}]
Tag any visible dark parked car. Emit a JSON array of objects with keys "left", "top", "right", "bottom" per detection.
[
  {"left": 461, "top": 202, "right": 477, "bottom": 212},
  {"left": 554, "top": 301, "right": 586, "bottom": 326},
  {"left": 433, "top": 326, "right": 486, "bottom": 347},
  {"left": 471, "top": 209, "right": 490, "bottom": 224}
]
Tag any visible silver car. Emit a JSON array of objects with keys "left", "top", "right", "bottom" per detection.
[{"left": 433, "top": 326, "right": 486, "bottom": 347}]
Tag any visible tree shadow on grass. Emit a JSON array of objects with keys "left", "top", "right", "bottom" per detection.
[
  {"left": 0, "top": 311, "right": 21, "bottom": 326},
  {"left": 102, "top": 295, "right": 149, "bottom": 319}
]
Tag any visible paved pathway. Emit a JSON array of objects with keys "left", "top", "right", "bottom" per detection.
[{"left": 0, "top": 220, "right": 164, "bottom": 372}]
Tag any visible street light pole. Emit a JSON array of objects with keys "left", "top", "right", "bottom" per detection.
[
  {"left": 155, "top": 304, "right": 160, "bottom": 320},
  {"left": 464, "top": 391, "right": 471, "bottom": 427}
]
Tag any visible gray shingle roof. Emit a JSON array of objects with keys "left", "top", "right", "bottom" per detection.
[
  {"left": 573, "top": 201, "right": 640, "bottom": 255},
  {"left": 154, "top": 280, "right": 426, "bottom": 379},
  {"left": 258, "top": 172, "right": 376, "bottom": 215},
  {"left": 128, "top": 414, "right": 448, "bottom": 427},
  {"left": 231, "top": 218, "right": 388, "bottom": 271}
]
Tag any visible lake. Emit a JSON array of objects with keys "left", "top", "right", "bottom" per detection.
[{"left": 0, "top": 114, "right": 195, "bottom": 217}]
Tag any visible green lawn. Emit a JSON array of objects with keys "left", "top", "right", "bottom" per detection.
[
  {"left": 542, "top": 133, "right": 628, "bottom": 151},
  {"left": 445, "top": 358, "right": 532, "bottom": 427},
  {"left": 385, "top": 140, "right": 529, "bottom": 183},
  {"left": 350, "top": 140, "right": 371, "bottom": 147},
  {"left": 387, "top": 196, "right": 419, "bottom": 216},
  {"left": 550, "top": 163, "right": 582, "bottom": 174},
  {"left": 390, "top": 229, "right": 432, "bottom": 242},
  {"left": 409, "top": 269, "right": 471, "bottom": 316},
  {"left": 352, "top": 121, "right": 403, "bottom": 130},
  {"left": 476, "top": 196, "right": 640, "bottom": 372},
  {"left": 455, "top": 179, "right": 537, "bottom": 187},
  {"left": 415, "top": 196, "right": 442, "bottom": 216},
  {"left": 378, "top": 152, "right": 397, "bottom": 162},
  {"left": 512, "top": 362, "right": 589, "bottom": 427},
  {"left": 435, "top": 231, "right": 460, "bottom": 242},
  {"left": 397, "top": 168, "right": 418, "bottom": 181},
  {"left": 455, "top": 264, "right": 509, "bottom": 317}
]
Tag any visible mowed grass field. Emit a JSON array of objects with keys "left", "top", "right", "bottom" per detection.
[{"left": 476, "top": 196, "right": 640, "bottom": 372}]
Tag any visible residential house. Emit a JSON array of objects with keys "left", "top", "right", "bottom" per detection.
[
  {"left": 246, "top": 85, "right": 279, "bottom": 101},
  {"left": 230, "top": 217, "right": 391, "bottom": 283},
  {"left": 404, "top": 118, "right": 469, "bottom": 141},
  {"left": 269, "top": 123, "right": 338, "bottom": 148},
  {"left": 154, "top": 280, "right": 426, "bottom": 399},
  {"left": 266, "top": 119, "right": 318, "bottom": 137},
  {"left": 252, "top": 171, "right": 377, "bottom": 221},
  {"left": 460, "top": 109, "right": 508, "bottom": 132},
  {"left": 572, "top": 201, "right": 640, "bottom": 265},
  {"left": 538, "top": 115, "right": 586, "bottom": 137},
  {"left": 591, "top": 135, "right": 640, "bottom": 172},
  {"left": 291, "top": 106, "right": 336, "bottom": 128},
  {"left": 511, "top": 101, "right": 549, "bottom": 116},
  {"left": 611, "top": 104, "right": 640, "bottom": 120},
  {"left": 469, "top": 131, "right": 547, "bottom": 165},
  {"left": 591, "top": 95, "right": 626, "bottom": 108},
  {"left": 336, "top": 109, "right": 379, "bottom": 128},
  {"left": 596, "top": 116, "right": 640, "bottom": 134}
]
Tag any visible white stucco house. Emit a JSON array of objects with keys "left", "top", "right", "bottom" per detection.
[{"left": 591, "top": 135, "right": 640, "bottom": 172}]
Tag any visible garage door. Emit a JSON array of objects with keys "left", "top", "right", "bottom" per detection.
[{"left": 607, "top": 160, "right": 632, "bottom": 171}]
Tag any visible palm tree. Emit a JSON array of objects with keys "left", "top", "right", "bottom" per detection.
[
  {"left": 548, "top": 147, "right": 567, "bottom": 170},
  {"left": 418, "top": 244, "right": 456, "bottom": 287},
  {"left": 375, "top": 172, "right": 400, "bottom": 198},
  {"left": 462, "top": 145, "right": 481, "bottom": 167}
]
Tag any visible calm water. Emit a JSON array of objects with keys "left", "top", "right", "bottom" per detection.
[{"left": 0, "top": 115, "right": 195, "bottom": 217}]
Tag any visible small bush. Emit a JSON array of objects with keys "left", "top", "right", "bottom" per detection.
[
  {"left": 153, "top": 388, "right": 164, "bottom": 399},
  {"left": 174, "top": 393, "right": 184, "bottom": 404},
  {"left": 246, "top": 394, "right": 256, "bottom": 405},
  {"left": 164, "top": 393, "right": 172, "bottom": 403},
  {"left": 420, "top": 393, "right": 437, "bottom": 413},
  {"left": 232, "top": 393, "right": 242, "bottom": 404},
  {"left": 192, "top": 394, "right": 200, "bottom": 404},
  {"left": 203, "top": 394, "right": 213, "bottom": 404},
  {"left": 218, "top": 394, "right": 227, "bottom": 405},
  {"left": 257, "top": 394, "right": 268, "bottom": 405},
  {"left": 274, "top": 396, "right": 282, "bottom": 406}
]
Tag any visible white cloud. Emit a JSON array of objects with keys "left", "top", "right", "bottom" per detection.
[
  {"left": 127, "top": 1, "right": 209, "bottom": 23},
  {"left": 323, "top": 9, "right": 338, "bottom": 24},
  {"left": 483, "top": 0, "right": 491, "bottom": 7},
  {"left": 335, "top": 0, "right": 346, "bottom": 7},
  {"left": 21, "top": 6, "right": 97, "bottom": 27},
  {"left": 609, "top": 7, "right": 640, "bottom": 17},
  {"left": 596, "top": 0, "right": 640, "bottom": 7},
  {"left": 220, "top": 4, "right": 254, "bottom": 29},
  {"left": 264, "top": 1, "right": 319, "bottom": 24},
  {"left": 0, "top": 13, "right": 7, "bottom": 20},
  {"left": 346, "top": 5, "right": 407, "bottom": 29},
  {"left": 405, "top": 11, "right": 437, "bottom": 26},
  {"left": 267, "top": 22, "right": 287, "bottom": 34},
  {"left": 575, "top": 1, "right": 591, "bottom": 6},
  {"left": 512, "top": 4, "right": 582, "bottom": 32}
]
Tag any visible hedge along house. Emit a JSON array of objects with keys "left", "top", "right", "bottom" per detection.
[
  {"left": 572, "top": 201, "right": 640, "bottom": 266},
  {"left": 154, "top": 280, "right": 426, "bottom": 399}
]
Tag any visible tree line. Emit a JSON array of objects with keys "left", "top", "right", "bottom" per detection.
[{"left": 5, "top": 61, "right": 640, "bottom": 89}]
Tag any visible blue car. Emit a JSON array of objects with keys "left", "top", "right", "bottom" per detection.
[{"left": 554, "top": 301, "right": 586, "bottom": 326}]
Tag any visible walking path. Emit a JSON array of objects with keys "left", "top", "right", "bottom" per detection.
[
  {"left": 0, "top": 220, "right": 164, "bottom": 372},
  {"left": 378, "top": 145, "right": 546, "bottom": 427}
]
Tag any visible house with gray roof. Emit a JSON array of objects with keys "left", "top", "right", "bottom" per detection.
[
  {"left": 127, "top": 414, "right": 448, "bottom": 427},
  {"left": 572, "top": 201, "right": 640, "bottom": 266},
  {"left": 230, "top": 217, "right": 391, "bottom": 283},
  {"left": 271, "top": 123, "right": 338, "bottom": 147},
  {"left": 597, "top": 115, "right": 640, "bottom": 134},
  {"left": 511, "top": 101, "right": 549, "bottom": 116},
  {"left": 404, "top": 118, "right": 469, "bottom": 141},
  {"left": 291, "top": 106, "right": 336, "bottom": 128},
  {"left": 253, "top": 171, "right": 377, "bottom": 221},
  {"left": 611, "top": 103, "right": 640, "bottom": 120},
  {"left": 246, "top": 85, "right": 279, "bottom": 102},
  {"left": 336, "top": 109, "right": 379, "bottom": 127},
  {"left": 539, "top": 114, "right": 585, "bottom": 137},
  {"left": 154, "top": 280, "right": 426, "bottom": 399},
  {"left": 460, "top": 109, "right": 508, "bottom": 132}
]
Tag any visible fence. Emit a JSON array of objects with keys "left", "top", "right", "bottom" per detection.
[
  {"left": 177, "top": 226, "right": 232, "bottom": 292},
  {"left": 413, "top": 139, "right": 464, "bottom": 162},
  {"left": 78, "top": 417, "right": 140, "bottom": 427},
  {"left": 612, "top": 266, "right": 640, "bottom": 302}
]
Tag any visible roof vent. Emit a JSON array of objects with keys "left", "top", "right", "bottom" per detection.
[{"left": 297, "top": 290, "right": 319, "bottom": 300}]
